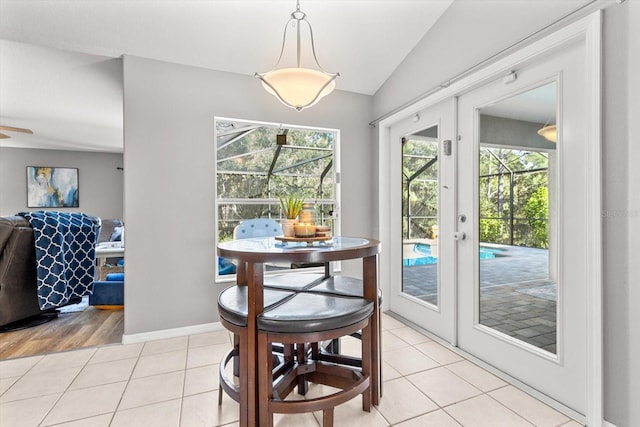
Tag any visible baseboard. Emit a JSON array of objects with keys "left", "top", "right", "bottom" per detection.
[
  {"left": 121, "top": 321, "right": 226, "bottom": 345},
  {"left": 603, "top": 421, "right": 618, "bottom": 427}
]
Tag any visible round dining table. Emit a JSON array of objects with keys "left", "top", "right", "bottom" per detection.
[{"left": 217, "top": 236, "right": 382, "bottom": 427}]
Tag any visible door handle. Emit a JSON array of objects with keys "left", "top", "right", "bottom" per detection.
[{"left": 453, "top": 231, "right": 466, "bottom": 241}]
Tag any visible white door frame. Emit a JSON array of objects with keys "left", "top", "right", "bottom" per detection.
[{"left": 377, "top": 12, "right": 602, "bottom": 425}]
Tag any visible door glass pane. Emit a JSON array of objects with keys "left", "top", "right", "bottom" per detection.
[
  {"left": 477, "top": 82, "right": 557, "bottom": 354},
  {"left": 402, "top": 125, "right": 439, "bottom": 306}
]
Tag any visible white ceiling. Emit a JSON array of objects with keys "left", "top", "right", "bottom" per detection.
[
  {"left": 0, "top": 0, "right": 454, "bottom": 152},
  {"left": 481, "top": 81, "right": 557, "bottom": 124}
]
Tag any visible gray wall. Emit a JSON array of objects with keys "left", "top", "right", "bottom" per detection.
[
  {"left": 371, "top": 1, "right": 639, "bottom": 425},
  {"left": 0, "top": 147, "right": 123, "bottom": 219},
  {"left": 122, "top": 55, "right": 373, "bottom": 335},
  {"left": 372, "top": 0, "right": 591, "bottom": 121},
  {"left": 479, "top": 115, "right": 557, "bottom": 150}
]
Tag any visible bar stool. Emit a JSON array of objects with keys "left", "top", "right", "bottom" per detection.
[
  {"left": 257, "top": 292, "right": 373, "bottom": 427},
  {"left": 217, "top": 285, "right": 296, "bottom": 404},
  {"left": 218, "top": 272, "right": 326, "bottom": 404},
  {"left": 306, "top": 276, "right": 383, "bottom": 338},
  {"left": 306, "top": 275, "right": 383, "bottom": 403}
]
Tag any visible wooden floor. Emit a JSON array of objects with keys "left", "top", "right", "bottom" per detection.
[{"left": 0, "top": 306, "right": 124, "bottom": 360}]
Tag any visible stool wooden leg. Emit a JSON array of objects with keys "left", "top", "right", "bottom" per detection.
[
  {"left": 258, "top": 332, "right": 274, "bottom": 427},
  {"left": 361, "top": 323, "right": 372, "bottom": 412},
  {"left": 296, "top": 343, "right": 309, "bottom": 395},
  {"left": 330, "top": 338, "right": 341, "bottom": 353},
  {"left": 284, "top": 343, "right": 294, "bottom": 365},
  {"left": 233, "top": 333, "right": 240, "bottom": 376},
  {"left": 239, "top": 330, "right": 249, "bottom": 427},
  {"left": 323, "top": 408, "right": 334, "bottom": 427},
  {"left": 377, "top": 308, "right": 382, "bottom": 402}
]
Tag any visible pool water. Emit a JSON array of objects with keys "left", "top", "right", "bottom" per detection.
[
  {"left": 403, "top": 256, "right": 439, "bottom": 267},
  {"left": 403, "top": 243, "right": 498, "bottom": 267}
]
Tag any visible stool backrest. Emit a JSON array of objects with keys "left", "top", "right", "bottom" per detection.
[{"left": 233, "top": 219, "right": 282, "bottom": 240}]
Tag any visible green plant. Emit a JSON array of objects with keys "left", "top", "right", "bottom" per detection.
[
  {"left": 523, "top": 186, "right": 549, "bottom": 248},
  {"left": 279, "top": 194, "right": 305, "bottom": 219}
]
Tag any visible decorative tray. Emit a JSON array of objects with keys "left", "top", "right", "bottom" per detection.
[
  {"left": 275, "top": 236, "right": 332, "bottom": 246},
  {"left": 275, "top": 236, "right": 332, "bottom": 243}
]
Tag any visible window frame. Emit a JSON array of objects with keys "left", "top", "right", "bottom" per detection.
[{"left": 214, "top": 116, "right": 341, "bottom": 281}]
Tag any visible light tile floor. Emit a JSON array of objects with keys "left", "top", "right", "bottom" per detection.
[{"left": 0, "top": 313, "right": 582, "bottom": 427}]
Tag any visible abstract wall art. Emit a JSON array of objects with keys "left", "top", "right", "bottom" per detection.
[{"left": 27, "top": 166, "right": 79, "bottom": 208}]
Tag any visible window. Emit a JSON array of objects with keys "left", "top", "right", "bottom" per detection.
[{"left": 215, "top": 117, "right": 340, "bottom": 277}]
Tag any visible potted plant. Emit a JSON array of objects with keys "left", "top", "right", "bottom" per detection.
[{"left": 279, "top": 193, "right": 304, "bottom": 237}]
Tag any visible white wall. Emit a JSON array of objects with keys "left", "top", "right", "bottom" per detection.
[
  {"left": 0, "top": 147, "right": 123, "bottom": 219},
  {"left": 122, "top": 55, "right": 373, "bottom": 335},
  {"left": 372, "top": 1, "right": 638, "bottom": 426}
]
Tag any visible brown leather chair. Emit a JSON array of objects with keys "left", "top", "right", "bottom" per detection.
[{"left": 0, "top": 216, "right": 51, "bottom": 327}]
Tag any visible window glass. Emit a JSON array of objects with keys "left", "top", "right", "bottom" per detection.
[{"left": 215, "top": 118, "right": 339, "bottom": 275}]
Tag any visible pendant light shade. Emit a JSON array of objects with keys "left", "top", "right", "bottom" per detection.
[
  {"left": 537, "top": 124, "right": 557, "bottom": 143},
  {"left": 256, "top": 1, "right": 339, "bottom": 111}
]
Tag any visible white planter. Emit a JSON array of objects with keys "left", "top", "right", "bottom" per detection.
[{"left": 281, "top": 219, "right": 297, "bottom": 237}]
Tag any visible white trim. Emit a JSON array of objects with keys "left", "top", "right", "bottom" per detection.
[
  {"left": 121, "top": 321, "right": 225, "bottom": 345},
  {"left": 584, "top": 11, "right": 604, "bottom": 427},
  {"left": 378, "top": 124, "right": 392, "bottom": 313},
  {"left": 377, "top": 11, "right": 602, "bottom": 426}
]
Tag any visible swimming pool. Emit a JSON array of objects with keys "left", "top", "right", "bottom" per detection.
[{"left": 402, "top": 243, "right": 498, "bottom": 267}]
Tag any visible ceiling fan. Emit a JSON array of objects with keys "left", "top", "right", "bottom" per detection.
[{"left": 0, "top": 125, "right": 34, "bottom": 139}]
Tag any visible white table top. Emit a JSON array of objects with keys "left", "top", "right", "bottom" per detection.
[{"left": 95, "top": 246, "right": 124, "bottom": 258}]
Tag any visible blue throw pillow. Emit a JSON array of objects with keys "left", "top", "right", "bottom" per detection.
[
  {"left": 218, "top": 257, "right": 236, "bottom": 275},
  {"left": 106, "top": 272, "right": 125, "bottom": 281}
]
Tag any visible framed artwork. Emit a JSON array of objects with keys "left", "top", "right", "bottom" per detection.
[{"left": 27, "top": 166, "right": 79, "bottom": 208}]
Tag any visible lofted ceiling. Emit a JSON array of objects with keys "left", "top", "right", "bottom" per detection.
[{"left": 0, "top": 0, "right": 454, "bottom": 153}]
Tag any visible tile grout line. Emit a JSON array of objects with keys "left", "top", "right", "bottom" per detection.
[
  {"left": 36, "top": 348, "right": 97, "bottom": 426},
  {"left": 3, "top": 320, "right": 575, "bottom": 427},
  {"left": 108, "top": 341, "right": 145, "bottom": 425},
  {"left": 390, "top": 314, "right": 575, "bottom": 427}
]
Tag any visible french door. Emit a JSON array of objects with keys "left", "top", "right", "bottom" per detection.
[
  {"left": 388, "top": 99, "right": 456, "bottom": 343},
  {"left": 456, "top": 38, "right": 589, "bottom": 413},
  {"left": 385, "top": 15, "right": 601, "bottom": 417}
]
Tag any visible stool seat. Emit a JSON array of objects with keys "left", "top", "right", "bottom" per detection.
[
  {"left": 306, "top": 275, "right": 383, "bottom": 303},
  {"left": 218, "top": 285, "right": 294, "bottom": 327},
  {"left": 263, "top": 272, "right": 325, "bottom": 292},
  {"left": 258, "top": 292, "right": 373, "bottom": 334}
]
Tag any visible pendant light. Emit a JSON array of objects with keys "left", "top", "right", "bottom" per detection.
[
  {"left": 537, "top": 124, "right": 557, "bottom": 143},
  {"left": 256, "top": 0, "right": 339, "bottom": 111}
]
